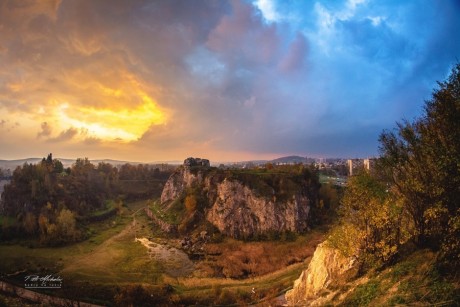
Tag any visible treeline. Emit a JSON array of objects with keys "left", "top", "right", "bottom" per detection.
[
  {"left": 330, "top": 64, "right": 460, "bottom": 271},
  {"left": 0, "top": 155, "right": 174, "bottom": 244}
]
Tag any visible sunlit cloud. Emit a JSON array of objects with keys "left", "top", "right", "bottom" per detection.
[
  {"left": 0, "top": 0, "right": 458, "bottom": 162},
  {"left": 56, "top": 94, "right": 166, "bottom": 142}
]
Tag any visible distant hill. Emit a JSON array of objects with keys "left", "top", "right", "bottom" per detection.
[
  {"left": 0, "top": 156, "right": 315, "bottom": 171},
  {"left": 0, "top": 158, "right": 171, "bottom": 171},
  {"left": 0, "top": 158, "right": 44, "bottom": 170},
  {"left": 270, "top": 155, "right": 307, "bottom": 164}
]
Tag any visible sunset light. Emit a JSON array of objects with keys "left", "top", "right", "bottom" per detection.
[
  {"left": 57, "top": 94, "right": 167, "bottom": 142},
  {"left": 0, "top": 0, "right": 458, "bottom": 163}
]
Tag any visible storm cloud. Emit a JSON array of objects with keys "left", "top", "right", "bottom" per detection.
[{"left": 0, "top": 0, "right": 459, "bottom": 162}]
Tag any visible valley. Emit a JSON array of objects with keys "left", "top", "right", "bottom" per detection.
[
  {"left": 0, "top": 159, "right": 329, "bottom": 305},
  {"left": 0, "top": 198, "right": 326, "bottom": 305}
]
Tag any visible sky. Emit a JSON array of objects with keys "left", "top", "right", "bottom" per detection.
[{"left": 0, "top": 0, "right": 459, "bottom": 163}]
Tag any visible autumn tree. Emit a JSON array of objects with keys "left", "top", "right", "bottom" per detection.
[
  {"left": 184, "top": 194, "right": 197, "bottom": 213},
  {"left": 379, "top": 64, "right": 460, "bottom": 258},
  {"left": 329, "top": 171, "right": 404, "bottom": 266},
  {"left": 23, "top": 212, "right": 37, "bottom": 235},
  {"left": 56, "top": 208, "right": 79, "bottom": 242}
]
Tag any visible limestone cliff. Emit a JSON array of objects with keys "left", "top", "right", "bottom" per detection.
[
  {"left": 285, "top": 241, "right": 357, "bottom": 306},
  {"left": 160, "top": 166, "right": 204, "bottom": 205},
  {"left": 160, "top": 164, "right": 317, "bottom": 239},
  {"left": 206, "top": 178, "right": 310, "bottom": 238}
]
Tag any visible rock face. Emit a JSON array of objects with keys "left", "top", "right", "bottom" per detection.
[
  {"left": 160, "top": 166, "right": 204, "bottom": 205},
  {"left": 160, "top": 161, "right": 315, "bottom": 239},
  {"left": 285, "top": 241, "right": 357, "bottom": 306},
  {"left": 206, "top": 179, "right": 310, "bottom": 238}
]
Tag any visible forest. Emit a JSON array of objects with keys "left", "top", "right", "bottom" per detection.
[{"left": 0, "top": 155, "right": 174, "bottom": 244}]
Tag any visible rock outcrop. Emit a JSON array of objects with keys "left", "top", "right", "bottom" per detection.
[
  {"left": 183, "top": 157, "right": 210, "bottom": 168},
  {"left": 285, "top": 241, "right": 357, "bottom": 306},
  {"left": 206, "top": 179, "right": 310, "bottom": 238},
  {"left": 160, "top": 165, "right": 205, "bottom": 205},
  {"left": 160, "top": 160, "right": 316, "bottom": 239}
]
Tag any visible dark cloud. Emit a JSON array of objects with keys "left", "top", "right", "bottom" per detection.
[
  {"left": 0, "top": 0, "right": 458, "bottom": 161},
  {"left": 47, "top": 128, "right": 79, "bottom": 143},
  {"left": 37, "top": 122, "right": 52, "bottom": 138}
]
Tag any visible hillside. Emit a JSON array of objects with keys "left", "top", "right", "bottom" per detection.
[
  {"left": 286, "top": 65, "right": 460, "bottom": 306},
  {"left": 287, "top": 242, "right": 460, "bottom": 306}
]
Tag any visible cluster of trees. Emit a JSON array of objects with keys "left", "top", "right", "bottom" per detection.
[
  {"left": 331, "top": 64, "right": 460, "bottom": 269},
  {"left": 228, "top": 164, "right": 321, "bottom": 204},
  {"left": 0, "top": 155, "right": 174, "bottom": 244}
]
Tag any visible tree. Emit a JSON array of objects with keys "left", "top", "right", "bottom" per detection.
[
  {"left": 184, "top": 194, "right": 197, "bottom": 213},
  {"left": 379, "top": 63, "right": 460, "bottom": 259},
  {"left": 330, "top": 171, "right": 403, "bottom": 266},
  {"left": 23, "top": 212, "right": 37, "bottom": 235},
  {"left": 57, "top": 208, "right": 78, "bottom": 242}
]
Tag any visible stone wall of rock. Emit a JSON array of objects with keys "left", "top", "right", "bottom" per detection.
[
  {"left": 160, "top": 166, "right": 204, "bottom": 205},
  {"left": 285, "top": 241, "right": 357, "bottom": 306},
  {"left": 160, "top": 166, "right": 313, "bottom": 239},
  {"left": 206, "top": 179, "right": 310, "bottom": 238}
]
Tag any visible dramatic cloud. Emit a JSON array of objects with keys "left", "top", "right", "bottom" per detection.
[
  {"left": 0, "top": 0, "right": 458, "bottom": 162},
  {"left": 48, "top": 127, "right": 79, "bottom": 143},
  {"left": 37, "top": 122, "right": 52, "bottom": 139}
]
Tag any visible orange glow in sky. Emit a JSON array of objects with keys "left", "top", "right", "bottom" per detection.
[
  {"left": 0, "top": 0, "right": 457, "bottom": 162},
  {"left": 58, "top": 93, "right": 166, "bottom": 142}
]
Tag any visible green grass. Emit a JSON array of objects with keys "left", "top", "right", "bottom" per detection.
[
  {"left": 338, "top": 249, "right": 460, "bottom": 306},
  {"left": 149, "top": 199, "right": 185, "bottom": 225},
  {"left": 342, "top": 280, "right": 381, "bottom": 306},
  {"left": 0, "top": 201, "right": 142, "bottom": 275},
  {"left": 86, "top": 200, "right": 117, "bottom": 219}
]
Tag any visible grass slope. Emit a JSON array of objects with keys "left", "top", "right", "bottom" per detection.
[{"left": 314, "top": 249, "right": 460, "bottom": 306}]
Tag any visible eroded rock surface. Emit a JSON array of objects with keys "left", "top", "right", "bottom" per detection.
[
  {"left": 160, "top": 163, "right": 316, "bottom": 239},
  {"left": 285, "top": 241, "right": 357, "bottom": 306}
]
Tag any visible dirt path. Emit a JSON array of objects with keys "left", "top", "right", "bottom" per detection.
[
  {"left": 60, "top": 206, "right": 144, "bottom": 280},
  {"left": 61, "top": 203, "right": 195, "bottom": 281}
]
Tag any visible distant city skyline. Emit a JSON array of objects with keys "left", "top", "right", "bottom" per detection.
[{"left": 1, "top": 0, "right": 459, "bottom": 162}]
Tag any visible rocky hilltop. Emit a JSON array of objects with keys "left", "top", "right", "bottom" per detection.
[{"left": 160, "top": 157, "right": 319, "bottom": 239}]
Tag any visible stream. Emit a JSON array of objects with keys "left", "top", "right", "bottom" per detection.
[{"left": 135, "top": 237, "right": 194, "bottom": 277}]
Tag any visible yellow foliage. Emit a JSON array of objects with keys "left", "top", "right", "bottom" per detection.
[{"left": 184, "top": 195, "right": 197, "bottom": 213}]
